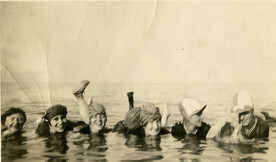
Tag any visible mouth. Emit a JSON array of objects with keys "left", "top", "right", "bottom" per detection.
[
  {"left": 94, "top": 124, "right": 104, "bottom": 128},
  {"left": 94, "top": 121, "right": 103, "bottom": 126},
  {"left": 11, "top": 126, "right": 20, "bottom": 130},
  {"left": 57, "top": 124, "right": 66, "bottom": 129},
  {"left": 241, "top": 119, "right": 249, "bottom": 125},
  {"left": 10, "top": 124, "right": 21, "bottom": 129}
]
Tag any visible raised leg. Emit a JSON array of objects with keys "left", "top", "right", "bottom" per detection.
[{"left": 161, "top": 102, "right": 171, "bottom": 127}]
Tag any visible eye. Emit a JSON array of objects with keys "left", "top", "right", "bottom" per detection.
[
  {"left": 53, "top": 117, "right": 59, "bottom": 121},
  {"left": 18, "top": 118, "right": 24, "bottom": 122}
]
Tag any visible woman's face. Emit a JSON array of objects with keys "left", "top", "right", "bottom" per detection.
[
  {"left": 144, "top": 119, "right": 161, "bottom": 136},
  {"left": 239, "top": 110, "right": 254, "bottom": 126},
  {"left": 4, "top": 113, "right": 25, "bottom": 134},
  {"left": 189, "top": 114, "right": 203, "bottom": 128},
  {"left": 50, "top": 114, "right": 67, "bottom": 133},
  {"left": 89, "top": 113, "right": 107, "bottom": 133}
]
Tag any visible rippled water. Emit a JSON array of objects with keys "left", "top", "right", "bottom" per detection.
[{"left": 1, "top": 83, "right": 276, "bottom": 161}]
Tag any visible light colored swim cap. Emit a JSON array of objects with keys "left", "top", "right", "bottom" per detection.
[
  {"left": 179, "top": 98, "right": 207, "bottom": 119},
  {"left": 232, "top": 90, "right": 254, "bottom": 113}
]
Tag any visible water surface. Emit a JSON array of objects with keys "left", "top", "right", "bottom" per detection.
[{"left": 1, "top": 83, "right": 276, "bottom": 161}]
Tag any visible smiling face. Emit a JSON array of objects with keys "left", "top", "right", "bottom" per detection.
[
  {"left": 89, "top": 113, "right": 107, "bottom": 134},
  {"left": 144, "top": 119, "right": 161, "bottom": 136},
  {"left": 239, "top": 110, "right": 254, "bottom": 126},
  {"left": 49, "top": 114, "right": 67, "bottom": 133},
  {"left": 4, "top": 113, "right": 25, "bottom": 134}
]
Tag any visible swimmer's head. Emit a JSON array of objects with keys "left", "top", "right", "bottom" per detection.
[
  {"left": 232, "top": 91, "right": 254, "bottom": 126},
  {"left": 88, "top": 101, "right": 107, "bottom": 134},
  {"left": 1, "top": 107, "right": 26, "bottom": 135},
  {"left": 179, "top": 98, "right": 206, "bottom": 128},
  {"left": 140, "top": 103, "right": 162, "bottom": 136},
  {"left": 45, "top": 105, "right": 68, "bottom": 133}
]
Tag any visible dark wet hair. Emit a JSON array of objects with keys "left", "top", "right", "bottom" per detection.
[
  {"left": 44, "top": 105, "right": 67, "bottom": 122},
  {"left": 1, "top": 107, "right": 27, "bottom": 125}
]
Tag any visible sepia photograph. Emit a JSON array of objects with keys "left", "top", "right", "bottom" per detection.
[{"left": 1, "top": 1, "right": 276, "bottom": 161}]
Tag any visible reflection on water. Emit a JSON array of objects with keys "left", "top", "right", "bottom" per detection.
[
  {"left": 217, "top": 142, "right": 268, "bottom": 154},
  {"left": 125, "top": 134, "right": 162, "bottom": 151},
  {"left": 87, "top": 134, "right": 108, "bottom": 152},
  {"left": 44, "top": 133, "right": 69, "bottom": 154},
  {"left": 40, "top": 133, "right": 69, "bottom": 162},
  {"left": 123, "top": 135, "right": 164, "bottom": 161},
  {"left": 72, "top": 133, "right": 108, "bottom": 161},
  {"left": 125, "top": 134, "right": 143, "bottom": 148},
  {"left": 177, "top": 136, "right": 207, "bottom": 162},
  {"left": 216, "top": 140, "right": 269, "bottom": 161},
  {"left": 1, "top": 133, "right": 28, "bottom": 161},
  {"left": 141, "top": 136, "right": 162, "bottom": 151}
]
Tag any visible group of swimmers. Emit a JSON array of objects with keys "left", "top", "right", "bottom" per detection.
[{"left": 1, "top": 80, "right": 271, "bottom": 145}]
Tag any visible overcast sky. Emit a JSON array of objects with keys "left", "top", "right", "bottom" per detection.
[{"left": 1, "top": 1, "right": 276, "bottom": 84}]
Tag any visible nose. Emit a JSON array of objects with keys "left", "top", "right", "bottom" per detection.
[
  {"left": 57, "top": 118, "right": 64, "bottom": 125},
  {"left": 14, "top": 118, "right": 18, "bottom": 125},
  {"left": 153, "top": 122, "right": 158, "bottom": 129},
  {"left": 96, "top": 115, "right": 102, "bottom": 123}
]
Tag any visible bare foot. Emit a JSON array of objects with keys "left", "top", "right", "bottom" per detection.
[{"left": 72, "top": 80, "right": 90, "bottom": 98}]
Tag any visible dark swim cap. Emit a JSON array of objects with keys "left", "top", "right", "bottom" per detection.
[
  {"left": 1, "top": 107, "right": 27, "bottom": 125},
  {"left": 44, "top": 105, "right": 67, "bottom": 121}
]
